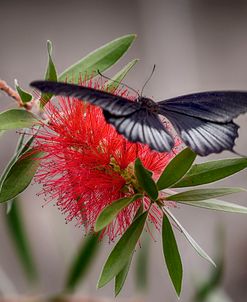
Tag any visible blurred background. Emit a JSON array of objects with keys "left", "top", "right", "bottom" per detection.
[{"left": 1, "top": 0, "right": 247, "bottom": 301}]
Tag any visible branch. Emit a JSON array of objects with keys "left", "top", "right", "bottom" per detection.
[{"left": 0, "top": 79, "right": 23, "bottom": 106}]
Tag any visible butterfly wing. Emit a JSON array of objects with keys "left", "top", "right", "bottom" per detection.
[
  {"left": 103, "top": 109, "right": 174, "bottom": 152},
  {"left": 158, "top": 91, "right": 247, "bottom": 122},
  {"left": 30, "top": 80, "right": 141, "bottom": 116},
  {"left": 158, "top": 91, "right": 247, "bottom": 156}
]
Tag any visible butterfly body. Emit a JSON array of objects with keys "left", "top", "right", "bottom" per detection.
[
  {"left": 138, "top": 97, "right": 159, "bottom": 113},
  {"left": 30, "top": 80, "right": 247, "bottom": 156}
]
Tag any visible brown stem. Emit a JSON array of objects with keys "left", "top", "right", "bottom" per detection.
[{"left": 0, "top": 79, "right": 23, "bottom": 106}]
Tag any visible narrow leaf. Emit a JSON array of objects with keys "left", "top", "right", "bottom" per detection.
[
  {"left": 162, "top": 214, "right": 183, "bottom": 296},
  {"left": 0, "top": 133, "right": 36, "bottom": 194},
  {"left": 104, "top": 59, "right": 139, "bottom": 92},
  {"left": 0, "top": 109, "right": 37, "bottom": 130},
  {"left": 135, "top": 158, "right": 158, "bottom": 200},
  {"left": 157, "top": 148, "right": 196, "bottom": 190},
  {"left": 0, "top": 150, "right": 42, "bottom": 203},
  {"left": 173, "top": 158, "right": 247, "bottom": 188},
  {"left": 58, "top": 34, "right": 137, "bottom": 83},
  {"left": 5, "top": 197, "right": 38, "bottom": 281},
  {"left": 135, "top": 235, "right": 149, "bottom": 292},
  {"left": 65, "top": 233, "right": 101, "bottom": 292},
  {"left": 95, "top": 194, "right": 142, "bottom": 232},
  {"left": 176, "top": 198, "right": 247, "bottom": 214},
  {"left": 40, "top": 40, "right": 58, "bottom": 107},
  {"left": 97, "top": 211, "right": 148, "bottom": 288},
  {"left": 166, "top": 187, "right": 244, "bottom": 202},
  {"left": 164, "top": 208, "right": 215, "bottom": 266},
  {"left": 115, "top": 254, "right": 133, "bottom": 297},
  {"left": 14, "top": 80, "right": 32, "bottom": 103}
]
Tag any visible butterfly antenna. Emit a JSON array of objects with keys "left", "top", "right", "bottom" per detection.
[
  {"left": 140, "top": 64, "right": 156, "bottom": 97},
  {"left": 97, "top": 69, "right": 140, "bottom": 96}
]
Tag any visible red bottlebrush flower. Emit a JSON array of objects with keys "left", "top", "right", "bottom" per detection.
[{"left": 34, "top": 80, "right": 181, "bottom": 241}]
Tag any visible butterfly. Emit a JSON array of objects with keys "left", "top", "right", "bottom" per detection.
[{"left": 30, "top": 80, "right": 247, "bottom": 156}]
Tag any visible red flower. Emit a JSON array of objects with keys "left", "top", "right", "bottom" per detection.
[{"left": 34, "top": 80, "right": 181, "bottom": 240}]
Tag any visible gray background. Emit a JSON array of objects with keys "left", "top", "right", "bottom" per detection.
[{"left": 1, "top": 0, "right": 247, "bottom": 301}]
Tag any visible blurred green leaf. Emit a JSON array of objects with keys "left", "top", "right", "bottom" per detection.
[
  {"left": 95, "top": 194, "right": 142, "bottom": 232},
  {"left": 115, "top": 255, "right": 133, "bottom": 297},
  {"left": 135, "top": 158, "right": 158, "bottom": 200},
  {"left": 162, "top": 214, "right": 183, "bottom": 296},
  {"left": 157, "top": 148, "right": 196, "bottom": 190},
  {"left": 97, "top": 211, "right": 148, "bottom": 288},
  {"left": 166, "top": 187, "right": 244, "bottom": 202},
  {"left": 164, "top": 208, "right": 215, "bottom": 266},
  {"left": 58, "top": 34, "right": 137, "bottom": 83},
  {"left": 104, "top": 59, "right": 138, "bottom": 91},
  {"left": 40, "top": 40, "right": 58, "bottom": 107},
  {"left": 0, "top": 109, "right": 37, "bottom": 130},
  {"left": 5, "top": 196, "right": 38, "bottom": 281},
  {"left": 65, "top": 233, "right": 101, "bottom": 292},
  {"left": 193, "top": 227, "right": 225, "bottom": 302},
  {"left": 176, "top": 198, "right": 247, "bottom": 214},
  {"left": 114, "top": 202, "right": 145, "bottom": 296},
  {"left": 173, "top": 158, "right": 247, "bottom": 188},
  {"left": 135, "top": 234, "right": 149, "bottom": 292},
  {"left": 14, "top": 79, "right": 32, "bottom": 103},
  {"left": 0, "top": 149, "right": 42, "bottom": 203}
]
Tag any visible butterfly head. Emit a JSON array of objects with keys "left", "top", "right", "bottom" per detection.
[{"left": 139, "top": 97, "right": 159, "bottom": 113}]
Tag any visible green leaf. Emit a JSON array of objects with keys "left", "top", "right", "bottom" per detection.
[
  {"left": 95, "top": 194, "right": 142, "bottom": 232},
  {"left": 14, "top": 80, "right": 32, "bottom": 104},
  {"left": 164, "top": 208, "right": 215, "bottom": 266},
  {"left": 173, "top": 158, "right": 247, "bottom": 188},
  {"left": 0, "top": 109, "right": 37, "bottom": 130},
  {"left": 40, "top": 40, "right": 58, "bottom": 107},
  {"left": 157, "top": 148, "right": 196, "bottom": 190},
  {"left": 104, "top": 59, "right": 139, "bottom": 92},
  {"left": 5, "top": 197, "right": 38, "bottom": 281},
  {"left": 0, "top": 150, "right": 42, "bottom": 203},
  {"left": 114, "top": 201, "right": 144, "bottom": 296},
  {"left": 97, "top": 211, "right": 148, "bottom": 288},
  {"left": 135, "top": 235, "right": 149, "bottom": 292},
  {"left": 162, "top": 214, "right": 183, "bottom": 296},
  {"left": 166, "top": 187, "right": 244, "bottom": 202},
  {"left": 65, "top": 233, "right": 101, "bottom": 292},
  {"left": 0, "top": 133, "right": 36, "bottom": 189},
  {"left": 115, "top": 255, "right": 133, "bottom": 297},
  {"left": 176, "top": 198, "right": 247, "bottom": 214},
  {"left": 135, "top": 158, "right": 158, "bottom": 200},
  {"left": 58, "top": 34, "right": 137, "bottom": 83}
]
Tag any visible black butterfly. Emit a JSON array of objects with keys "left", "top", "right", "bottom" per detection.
[{"left": 30, "top": 80, "right": 247, "bottom": 156}]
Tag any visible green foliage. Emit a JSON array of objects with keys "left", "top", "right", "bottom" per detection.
[
  {"left": 162, "top": 214, "right": 183, "bottom": 296},
  {"left": 175, "top": 198, "right": 247, "bottom": 214},
  {"left": 5, "top": 197, "right": 38, "bottom": 281},
  {"left": 166, "top": 187, "right": 244, "bottom": 202},
  {"left": 65, "top": 233, "right": 101, "bottom": 292},
  {"left": 164, "top": 208, "right": 215, "bottom": 267},
  {"left": 104, "top": 59, "right": 138, "bottom": 91},
  {"left": 14, "top": 80, "right": 32, "bottom": 103},
  {"left": 58, "top": 34, "right": 137, "bottom": 83},
  {"left": 135, "top": 158, "right": 158, "bottom": 200},
  {"left": 173, "top": 157, "right": 247, "bottom": 187},
  {"left": 157, "top": 148, "right": 196, "bottom": 190},
  {"left": 40, "top": 40, "right": 58, "bottom": 107},
  {"left": 0, "top": 149, "right": 42, "bottom": 203},
  {"left": 97, "top": 211, "right": 148, "bottom": 288},
  {"left": 115, "top": 256, "right": 133, "bottom": 297},
  {"left": 0, "top": 109, "right": 37, "bottom": 130},
  {"left": 95, "top": 194, "right": 142, "bottom": 232},
  {"left": 135, "top": 234, "right": 149, "bottom": 292}
]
